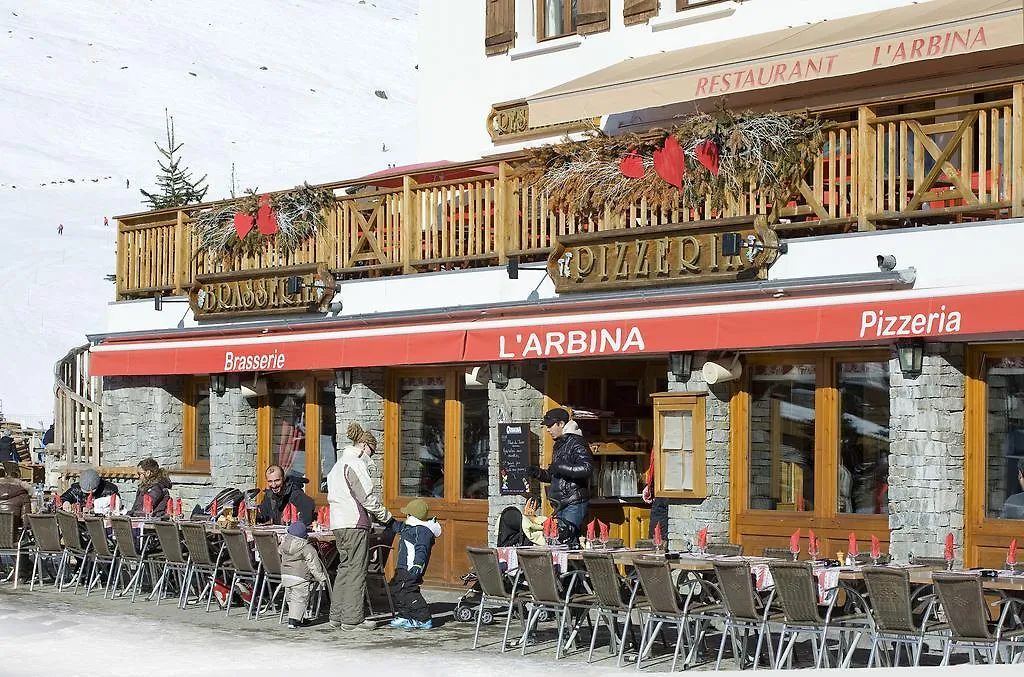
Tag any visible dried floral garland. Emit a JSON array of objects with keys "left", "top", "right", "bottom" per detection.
[
  {"left": 192, "top": 183, "right": 335, "bottom": 259},
  {"left": 521, "top": 109, "right": 825, "bottom": 218}
]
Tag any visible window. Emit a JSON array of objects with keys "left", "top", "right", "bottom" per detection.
[
  {"left": 317, "top": 380, "right": 338, "bottom": 494},
  {"left": 837, "top": 361, "right": 890, "bottom": 515},
  {"left": 270, "top": 380, "right": 307, "bottom": 478},
  {"left": 984, "top": 356, "right": 1024, "bottom": 519},
  {"left": 651, "top": 392, "right": 707, "bottom": 499},
  {"left": 538, "top": 0, "right": 577, "bottom": 40},
  {"left": 183, "top": 376, "right": 210, "bottom": 472},
  {"left": 397, "top": 376, "right": 447, "bottom": 498},
  {"left": 462, "top": 381, "right": 490, "bottom": 499}
]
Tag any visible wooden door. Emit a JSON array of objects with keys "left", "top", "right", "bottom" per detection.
[{"left": 384, "top": 367, "right": 488, "bottom": 586}]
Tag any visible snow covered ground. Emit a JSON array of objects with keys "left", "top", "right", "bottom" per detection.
[{"left": 0, "top": 0, "right": 418, "bottom": 426}]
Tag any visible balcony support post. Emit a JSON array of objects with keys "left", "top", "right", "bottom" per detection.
[
  {"left": 857, "top": 105, "right": 877, "bottom": 231},
  {"left": 1013, "top": 83, "right": 1024, "bottom": 217},
  {"left": 173, "top": 209, "right": 187, "bottom": 295},
  {"left": 402, "top": 175, "right": 419, "bottom": 274}
]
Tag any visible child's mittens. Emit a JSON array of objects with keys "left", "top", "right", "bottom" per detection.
[{"left": 409, "top": 564, "right": 424, "bottom": 578}]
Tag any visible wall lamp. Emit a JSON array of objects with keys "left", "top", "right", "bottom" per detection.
[
  {"left": 286, "top": 276, "right": 341, "bottom": 297},
  {"left": 669, "top": 352, "right": 692, "bottom": 381},
  {"left": 154, "top": 293, "right": 192, "bottom": 311},
  {"left": 722, "top": 232, "right": 789, "bottom": 259},
  {"left": 897, "top": 338, "right": 924, "bottom": 379},
  {"left": 210, "top": 374, "right": 227, "bottom": 397},
  {"left": 491, "top": 362, "right": 510, "bottom": 388},
  {"left": 335, "top": 368, "right": 353, "bottom": 393}
]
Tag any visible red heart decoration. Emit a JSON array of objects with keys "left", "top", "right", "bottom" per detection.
[
  {"left": 695, "top": 139, "right": 720, "bottom": 176},
  {"left": 233, "top": 211, "right": 255, "bottom": 239},
  {"left": 653, "top": 135, "right": 685, "bottom": 189},
  {"left": 619, "top": 150, "right": 645, "bottom": 179},
  {"left": 256, "top": 194, "right": 279, "bottom": 235}
]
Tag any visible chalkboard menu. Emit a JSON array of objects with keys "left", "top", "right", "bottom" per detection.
[{"left": 498, "top": 422, "right": 531, "bottom": 495}]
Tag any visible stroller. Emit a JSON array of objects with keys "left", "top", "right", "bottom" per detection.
[{"left": 452, "top": 505, "right": 577, "bottom": 624}]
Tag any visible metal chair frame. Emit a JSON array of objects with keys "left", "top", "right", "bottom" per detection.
[
  {"left": 55, "top": 509, "right": 93, "bottom": 593},
  {"left": 179, "top": 521, "right": 224, "bottom": 612},
  {"left": 220, "top": 529, "right": 260, "bottom": 619},
  {"left": 711, "top": 559, "right": 778, "bottom": 670},
  {"left": 108, "top": 516, "right": 154, "bottom": 602},
  {"left": 26, "top": 514, "right": 67, "bottom": 591},
  {"left": 150, "top": 521, "right": 191, "bottom": 608},
  {"left": 466, "top": 546, "right": 529, "bottom": 652},
  {"left": 933, "top": 572, "right": 1024, "bottom": 665},
  {"left": 0, "top": 511, "right": 28, "bottom": 588},
  {"left": 581, "top": 551, "right": 645, "bottom": 666},
  {"left": 516, "top": 549, "right": 593, "bottom": 659},
  {"left": 861, "top": 566, "right": 942, "bottom": 667},
  {"left": 82, "top": 516, "right": 117, "bottom": 597},
  {"left": 251, "top": 531, "right": 287, "bottom": 623}
]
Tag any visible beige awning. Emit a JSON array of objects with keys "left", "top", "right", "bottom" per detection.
[{"left": 528, "top": 0, "right": 1024, "bottom": 127}]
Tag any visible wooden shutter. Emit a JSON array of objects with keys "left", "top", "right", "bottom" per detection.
[
  {"left": 624, "top": 0, "right": 659, "bottom": 26},
  {"left": 577, "top": 0, "right": 610, "bottom": 35},
  {"left": 485, "top": 0, "right": 515, "bottom": 56}
]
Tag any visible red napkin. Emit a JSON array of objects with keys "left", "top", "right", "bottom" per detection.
[
  {"left": 1009, "top": 538, "right": 1018, "bottom": 566},
  {"left": 322, "top": 507, "right": 330, "bottom": 529},
  {"left": 85, "top": 493, "right": 94, "bottom": 513},
  {"left": 143, "top": 493, "right": 153, "bottom": 515},
  {"left": 586, "top": 519, "right": 596, "bottom": 541},
  {"left": 167, "top": 497, "right": 175, "bottom": 518},
  {"left": 697, "top": 526, "right": 708, "bottom": 550},
  {"left": 211, "top": 499, "right": 218, "bottom": 520},
  {"left": 175, "top": 498, "right": 182, "bottom": 517},
  {"left": 238, "top": 500, "right": 247, "bottom": 521},
  {"left": 808, "top": 529, "right": 818, "bottom": 558},
  {"left": 848, "top": 531, "right": 858, "bottom": 557},
  {"left": 543, "top": 516, "right": 554, "bottom": 540},
  {"left": 870, "top": 535, "right": 880, "bottom": 559},
  {"left": 789, "top": 529, "right": 801, "bottom": 555},
  {"left": 110, "top": 494, "right": 118, "bottom": 513},
  {"left": 599, "top": 520, "right": 609, "bottom": 541},
  {"left": 944, "top": 533, "right": 954, "bottom": 562},
  {"left": 654, "top": 522, "right": 663, "bottom": 546}
]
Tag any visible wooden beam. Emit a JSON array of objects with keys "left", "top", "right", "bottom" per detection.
[
  {"left": 1014, "top": 83, "right": 1024, "bottom": 217},
  {"left": 857, "top": 106, "right": 876, "bottom": 231},
  {"left": 401, "top": 175, "right": 418, "bottom": 274}
]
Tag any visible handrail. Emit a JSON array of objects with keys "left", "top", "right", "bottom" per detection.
[{"left": 53, "top": 344, "right": 101, "bottom": 469}]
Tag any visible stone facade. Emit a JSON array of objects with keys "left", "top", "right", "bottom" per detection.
[
  {"left": 887, "top": 343, "right": 966, "bottom": 562},
  {"left": 486, "top": 362, "right": 547, "bottom": 544},
  {"left": 665, "top": 354, "right": 732, "bottom": 550},
  {"left": 337, "top": 368, "right": 386, "bottom": 492}
]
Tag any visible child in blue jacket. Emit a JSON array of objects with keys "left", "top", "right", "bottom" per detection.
[{"left": 388, "top": 498, "right": 442, "bottom": 630}]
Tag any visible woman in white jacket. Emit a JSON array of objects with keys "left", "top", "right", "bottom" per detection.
[{"left": 326, "top": 422, "right": 393, "bottom": 630}]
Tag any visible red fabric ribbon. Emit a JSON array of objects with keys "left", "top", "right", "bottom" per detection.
[
  {"left": 870, "top": 535, "right": 880, "bottom": 559},
  {"left": 944, "top": 533, "right": 955, "bottom": 562},
  {"left": 654, "top": 522, "right": 663, "bottom": 546},
  {"left": 789, "top": 528, "right": 801, "bottom": 555},
  {"left": 848, "top": 531, "right": 858, "bottom": 557},
  {"left": 1009, "top": 538, "right": 1018, "bottom": 566},
  {"left": 697, "top": 526, "right": 708, "bottom": 550}
]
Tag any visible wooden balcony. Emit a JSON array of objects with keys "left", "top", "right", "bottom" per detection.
[{"left": 115, "top": 83, "right": 1024, "bottom": 301}]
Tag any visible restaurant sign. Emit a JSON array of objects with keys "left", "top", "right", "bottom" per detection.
[
  {"left": 188, "top": 264, "right": 337, "bottom": 319},
  {"left": 546, "top": 217, "right": 781, "bottom": 293}
]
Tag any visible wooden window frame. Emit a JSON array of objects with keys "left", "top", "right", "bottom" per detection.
[
  {"left": 182, "top": 376, "right": 211, "bottom": 474},
  {"left": 730, "top": 350, "right": 891, "bottom": 528},
  {"left": 651, "top": 392, "right": 707, "bottom": 499},
  {"left": 536, "top": 0, "right": 577, "bottom": 41},
  {"left": 256, "top": 372, "right": 334, "bottom": 505},
  {"left": 676, "top": 0, "right": 731, "bottom": 10}
]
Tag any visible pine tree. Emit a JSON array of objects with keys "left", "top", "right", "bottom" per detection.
[{"left": 140, "top": 109, "right": 209, "bottom": 209}]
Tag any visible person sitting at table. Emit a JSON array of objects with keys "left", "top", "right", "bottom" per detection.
[
  {"left": 279, "top": 520, "right": 329, "bottom": 629},
  {"left": 1001, "top": 458, "right": 1024, "bottom": 519},
  {"left": 257, "top": 465, "right": 315, "bottom": 526},
  {"left": 129, "top": 458, "right": 172, "bottom": 517},
  {"left": 60, "top": 467, "right": 119, "bottom": 511}
]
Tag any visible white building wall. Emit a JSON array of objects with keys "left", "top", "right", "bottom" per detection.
[{"left": 417, "top": 0, "right": 919, "bottom": 162}]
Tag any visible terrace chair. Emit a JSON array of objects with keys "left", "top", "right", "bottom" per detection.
[
  {"left": 854, "top": 552, "right": 892, "bottom": 565},
  {"left": 366, "top": 527, "right": 396, "bottom": 617},
  {"left": 151, "top": 521, "right": 190, "bottom": 608},
  {"left": 768, "top": 560, "right": 870, "bottom": 669},
  {"left": 82, "top": 516, "right": 117, "bottom": 597},
  {"left": 0, "top": 511, "right": 28, "bottom": 587},
  {"left": 220, "top": 529, "right": 260, "bottom": 618},
  {"left": 466, "top": 546, "right": 529, "bottom": 652},
  {"left": 932, "top": 572, "right": 1024, "bottom": 665},
  {"left": 55, "top": 509, "right": 92, "bottom": 593},
  {"left": 251, "top": 530, "right": 287, "bottom": 623},
  {"left": 861, "top": 566, "right": 942, "bottom": 667},
  {"left": 26, "top": 514, "right": 66, "bottom": 590},
  {"left": 712, "top": 559, "right": 778, "bottom": 670},
  {"left": 763, "top": 547, "right": 797, "bottom": 561},
  {"left": 633, "top": 558, "right": 720, "bottom": 672},
  {"left": 910, "top": 555, "right": 951, "bottom": 570},
  {"left": 706, "top": 543, "right": 743, "bottom": 557},
  {"left": 582, "top": 551, "right": 646, "bottom": 666},
  {"left": 179, "top": 521, "right": 224, "bottom": 612},
  {"left": 516, "top": 549, "right": 595, "bottom": 659},
  {"left": 108, "top": 516, "right": 155, "bottom": 602}
]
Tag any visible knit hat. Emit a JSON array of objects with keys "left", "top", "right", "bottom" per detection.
[
  {"left": 403, "top": 498, "right": 430, "bottom": 521},
  {"left": 79, "top": 468, "right": 100, "bottom": 493},
  {"left": 287, "top": 521, "right": 308, "bottom": 538},
  {"left": 346, "top": 422, "right": 378, "bottom": 451}
]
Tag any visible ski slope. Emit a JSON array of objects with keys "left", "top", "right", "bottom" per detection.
[{"left": 0, "top": 0, "right": 418, "bottom": 426}]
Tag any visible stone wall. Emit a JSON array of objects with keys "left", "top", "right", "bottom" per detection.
[
  {"left": 665, "top": 354, "right": 732, "bottom": 550},
  {"left": 198, "top": 374, "right": 258, "bottom": 507},
  {"left": 887, "top": 343, "right": 966, "bottom": 563},
  {"left": 337, "top": 368, "right": 385, "bottom": 492},
  {"left": 487, "top": 363, "right": 547, "bottom": 544}
]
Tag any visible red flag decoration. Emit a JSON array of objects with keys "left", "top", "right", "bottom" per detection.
[
  {"left": 175, "top": 498, "right": 183, "bottom": 518},
  {"left": 694, "top": 139, "right": 720, "bottom": 176},
  {"left": 654, "top": 522, "right": 663, "bottom": 546},
  {"left": 697, "top": 526, "right": 708, "bottom": 550},
  {"left": 233, "top": 211, "right": 255, "bottom": 239},
  {"left": 211, "top": 499, "right": 218, "bottom": 520},
  {"left": 870, "top": 535, "right": 880, "bottom": 560},
  {"left": 789, "top": 529, "right": 801, "bottom": 556},
  {"left": 586, "top": 519, "right": 596, "bottom": 541},
  {"left": 1009, "top": 538, "right": 1018, "bottom": 566},
  {"left": 653, "top": 135, "right": 685, "bottom": 189},
  {"left": 944, "top": 533, "right": 955, "bottom": 562},
  {"left": 618, "top": 149, "right": 645, "bottom": 179},
  {"left": 808, "top": 529, "right": 818, "bottom": 559},
  {"left": 142, "top": 493, "right": 153, "bottom": 516},
  {"left": 599, "top": 520, "right": 610, "bottom": 541},
  {"left": 255, "top": 194, "right": 279, "bottom": 235},
  {"left": 85, "top": 493, "right": 94, "bottom": 514},
  {"left": 848, "top": 532, "right": 858, "bottom": 557}
]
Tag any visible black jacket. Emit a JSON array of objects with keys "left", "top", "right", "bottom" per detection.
[
  {"left": 533, "top": 423, "right": 593, "bottom": 508},
  {"left": 59, "top": 479, "right": 119, "bottom": 507},
  {"left": 130, "top": 476, "right": 172, "bottom": 517},
  {"left": 0, "top": 436, "right": 16, "bottom": 462},
  {"left": 257, "top": 474, "right": 314, "bottom": 526}
]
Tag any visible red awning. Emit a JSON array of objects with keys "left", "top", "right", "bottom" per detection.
[{"left": 89, "top": 288, "right": 1024, "bottom": 376}]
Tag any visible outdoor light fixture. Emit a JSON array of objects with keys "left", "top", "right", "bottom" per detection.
[
  {"left": 490, "top": 362, "right": 510, "bottom": 388},
  {"left": 877, "top": 254, "right": 898, "bottom": 271},
  {"left": 722, "top": 232, "right": 789, "bottom": 258},
  {"left": 669, "top": 352, "right": 693, "bottom": 381},
  {"left": 210, "top": 374, "right": 227, "bottom": 397},
  {"left": 153, "top": 293, "right": 191, "bottom": 311},
  {"left": 897, "top": 338, "right": 924, "bottom": 379},
  {"left": 335, "top": 368, "right": 353, "bottom": 393},
  {"left": 506, "top": 255, "right": 520, "bottom": 280}
]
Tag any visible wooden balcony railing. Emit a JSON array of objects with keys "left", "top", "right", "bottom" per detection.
[{"left": 115, "top": 84, "right": 1024, "bottom": 300}]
